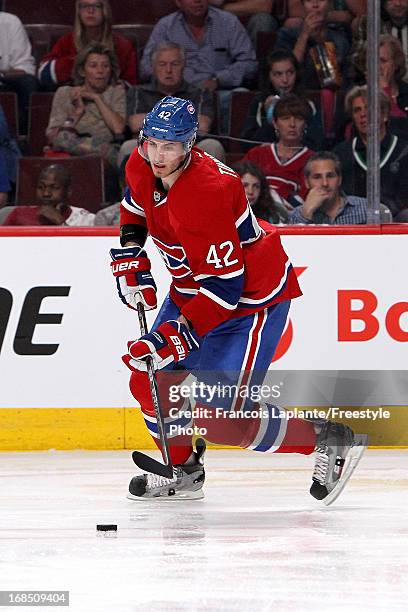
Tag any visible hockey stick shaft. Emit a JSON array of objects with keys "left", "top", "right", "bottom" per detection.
[{"left": 134, "top": 302, "right": 174, "bottom": 478}]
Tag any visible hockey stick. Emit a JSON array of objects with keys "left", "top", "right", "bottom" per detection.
[{"left": 131, "top": 301, "right": 175, "bottom": 479}]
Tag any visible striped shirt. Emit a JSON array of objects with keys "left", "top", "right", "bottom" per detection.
[
  {"left": 289, "top": 195, "right": 369, "bottom": 225},
  {"left": 140, "top": 7, "right": 257, "bottom": 88}
]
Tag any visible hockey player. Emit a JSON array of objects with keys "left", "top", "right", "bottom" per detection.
[{"left": 110, "top": 96, "right": 367, "bottom": 503}]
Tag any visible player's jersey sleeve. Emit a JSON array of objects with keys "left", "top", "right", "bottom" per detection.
[
  {"left": 170, "top": 173, "right": 247, "bottom": 336},
  {"left": 120, "top": 152, "right": 148, "bottom": 229}
]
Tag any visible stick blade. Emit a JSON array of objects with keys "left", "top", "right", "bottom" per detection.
[{"left": 132, "top": 451, "right": 174, "bottom": 478}]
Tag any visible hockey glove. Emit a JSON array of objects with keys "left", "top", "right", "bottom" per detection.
[
  {"left": 123, "top": 320, "right": 199, "bottom": 372},
  {"left": 110, "top": 246, "right": 157, "bottom": 311}
]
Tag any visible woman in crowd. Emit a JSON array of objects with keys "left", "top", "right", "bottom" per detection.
[
  {"left": 244, "top": 94, "right": 315, "bottom": 209},
  {"left": 46, "top": 42, "right": 126, "bottom": 168},
  {"left": 241, "top": 49, "right": 324, "bottom": 151},
  {"left": 353, "top": 35, "right": 407, "bottom": 120},
  {"left": 38, "top": 0, "right": 137, "bottom": 89},
  {"left": 233, "top": 160, "right": 289, "bottom": 224}
]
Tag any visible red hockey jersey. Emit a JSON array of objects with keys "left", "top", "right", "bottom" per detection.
[
  {"left": 121, "top": 149, "right": 302, "bottom": 337},
  {"left": 245, "top": 143, "right": 314, "bottom": 201}
]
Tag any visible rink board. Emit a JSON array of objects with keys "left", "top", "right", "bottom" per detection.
[{"left": 0, "top": 226, "right": 407, "bottom": 450}]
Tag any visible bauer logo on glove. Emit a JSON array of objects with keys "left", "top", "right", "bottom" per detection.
[
  {"left": 123, "top": 320, "right": 199, "bottom": 372},
  {"left": 110, "top": 246, "right": 157, "bottom": 311}
]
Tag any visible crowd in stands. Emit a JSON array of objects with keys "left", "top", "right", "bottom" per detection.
[{"left": 0, "top": 0, "right": 407, "bottom": 226}]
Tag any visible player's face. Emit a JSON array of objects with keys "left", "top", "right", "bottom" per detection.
[
  {"left": 36, "top": 173, "right": 67, "bottom": 207},
  {"left": 144, "top": 137, "right": 186, "bottom": 177},
  {"left": 154, "top": 48, "right": 184, "bottom": 91},
  {"left": 175, "top": 0, "right": 209, "bottom": 19},
  {"left": 78, "top": 1, "right": 105, "bottom": 28},
  {"left": 82, "top": 53, "right": 111, "bottom": 91},
  {"left": 241, "top": 172, "right": 261, "bottom": 206},
  {"left": 269, "top": 60, "right": 297, "bottom": 95},
  {"left": 384, "top": 0, "right": 408, "bottom": 21},
  {"left": 306, "top": 160, "right": 341, "bottom": 202},
  {"left": 274, "top": 113, "right": 305, "bottom": 145}
]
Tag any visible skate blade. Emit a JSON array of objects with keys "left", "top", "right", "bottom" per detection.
[
  {"left": 126, "top": 489, "right": 205, "bottom": 501},
  {"left": 322, "top": 434, "right": 368, "bottom": 506}
]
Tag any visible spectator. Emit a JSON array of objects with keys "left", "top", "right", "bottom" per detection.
[
  {"left": 140, "top": 0, "right": 257, "bottom": 132},
  {"left": 38, "top": 0, "right": 137, "bottom": 90},
  {"left": 0, "top": 103, "right": 21, "bottom": 204},
  {"left": 46, "top": 43, "right": 126, "bottom": 168},
  {"left": 277, "top": 0, "right": 350, "bottom": 90},
  {"left": 233, "top": 160, "right": 289, "bottom": 223},
  {"left": 241, "top": 49, "right": 325, "bottom": 151},
  {"left": 353, "top": 35, "right": 408, "bottom": 122},
  {"left": 334, "top": 85, "right": 408, "bottom": 221},
  {"left": 290, "top": 151, "right": 375, "bottom": 224},
  {"left": 209, "top": 0, "right": 278, "bottom": 47},
  {"left": 4, "top": 164, "right": 95, "bottom": 226},
  {"left": 285, "top": 0, "right": 367, "bottom": 33},
  {"left": 0, "top": 11, "right": 39, "bottom": 134},
  {"left": 381, "top": 0, "right": 408, "bottom": 76},
  {"left": 118, "top": 42, "right": 225, "bottom": 166},
  {"left": 244, "top": 94, "right": 315, "bottom": 207}
]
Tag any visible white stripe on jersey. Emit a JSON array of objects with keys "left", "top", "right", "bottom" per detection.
[
  {"left": 200, "top": 287, "right": 238, "bottom": 310},
  {"left": 194, "top": 267, "right": 244, "bottom": 282},
  {"left": 239, "top": 259, "right": 290, "bottom": 305},
  {"left": 121, "top": 196, "right": 146, "bottom": 217}
]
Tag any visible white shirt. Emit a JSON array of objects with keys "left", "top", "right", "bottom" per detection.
[
  {"left": 66, "top": 206, "right": 95, "bottom": 226},
  {"left": 0, "top": 12, "right": 35, "bottom": 75}
]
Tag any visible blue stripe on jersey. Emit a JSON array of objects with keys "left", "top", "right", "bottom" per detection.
[
  {"left": 144, "top": 414, "right": 193, "bottom": 439},
  {"left": 238, "top": 263, "right": 292, "bottom": 309},
  {"left": 200, "top": 273, "right": 244, "bottom": 308},
  {"left": 251, "top": 405, "right": 282, "bottom": 452},
  {"left": 236, "top": 207, "right": 262, "bottom": 245},
  {"left": 122, "top": 186, "right": 146, "bottom": 217}
]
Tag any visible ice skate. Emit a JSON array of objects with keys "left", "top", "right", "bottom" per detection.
[
  {"left": 127, "top": 439, "right": 206, "bottom": 500},
  {"left": 310, "top": 421, "right": 368, "bottom": 506}
]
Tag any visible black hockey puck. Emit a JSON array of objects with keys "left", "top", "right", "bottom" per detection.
[{"left": 96, "top": 524, "right": 117, "bottom": 532}]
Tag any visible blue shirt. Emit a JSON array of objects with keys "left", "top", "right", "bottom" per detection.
[
  {"left": 289, "top": 195, "right": 369, "bottom": 225},
  {"left": 140, "top": 7, "right": 257, "bottom": 88}
]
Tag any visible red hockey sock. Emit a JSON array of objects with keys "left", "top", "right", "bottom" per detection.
[{"left": 129, "top": 370, "right": 194, "bottom": 466}]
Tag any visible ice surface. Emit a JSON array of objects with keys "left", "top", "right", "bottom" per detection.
[{"left": 0, "top": 450, "right": 407, "bottom": 611}]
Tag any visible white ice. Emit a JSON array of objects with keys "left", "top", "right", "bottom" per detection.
[{"left": 0, "top": 450, "right": 407, "bottom": 612}]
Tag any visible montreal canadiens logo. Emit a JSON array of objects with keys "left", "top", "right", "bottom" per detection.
[{"left": 187, "top": 104, "right": 195, "bottom": 114}]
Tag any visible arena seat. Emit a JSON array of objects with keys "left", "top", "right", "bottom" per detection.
[
  {"left": 111, "top": 0, "right": 175, "bottom": 25},
  {"left": 3, "top": 0, "right": 75, "bottom": 24},
  {"left": 0, "top": 206, "right": 15, "bottom": 225},
  {"left": 274, "top": 0, "right": 288, "bottom": 23},
  {"left": 0, "top": 92, "right": 19, "bottom": 138},
  {"left": 16, "top": 155, "right": 105, "bottom": 213},
  {"left": 227, "top": 90, "right": 258, "bottom": 155},
  {"left": 112, "top": 24, "right": 154, "bottom": 60},
  {"left": 27, "top": 93, "right": 54, "bottom": 156}
]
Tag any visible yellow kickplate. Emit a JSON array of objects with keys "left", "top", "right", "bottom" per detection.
[
  {"left": 0, "top": 409, "right": 124, "bottom": 451},
  {"left": 0, "top": 406, "right": 407, "bottom": 451}
]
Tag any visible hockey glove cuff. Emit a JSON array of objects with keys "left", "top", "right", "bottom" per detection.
[
  {"left": 122, "top": 320, "right": 199, "bottom": 372},
  {"left": 110, "top": 246, "right": 157, "bottom": 311}
]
